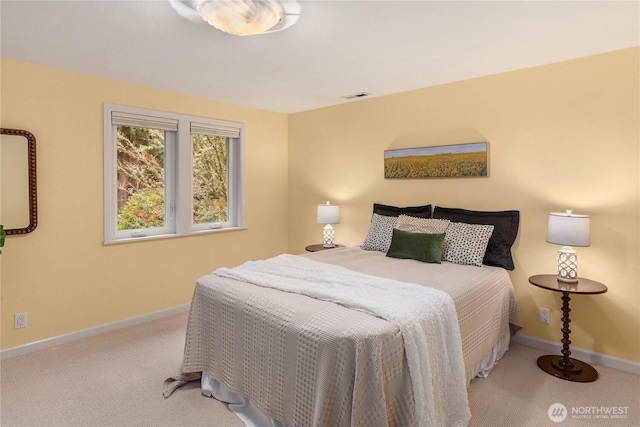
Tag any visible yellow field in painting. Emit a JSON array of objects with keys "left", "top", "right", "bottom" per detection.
[{"left": 384, "top": 151, "right": 487, "bottom": 178}]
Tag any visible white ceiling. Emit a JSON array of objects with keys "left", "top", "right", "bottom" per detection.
[{"left": 1, "top": 1, "right": 638, "bottom": 114}]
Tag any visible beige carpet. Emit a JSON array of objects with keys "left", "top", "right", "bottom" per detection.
[{"left": 1, "top": 312, "right": 638, "bottom": 427}]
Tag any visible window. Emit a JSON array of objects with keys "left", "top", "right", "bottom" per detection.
[{"left": 103, "top": 104, "right": 244, "bottom": 243}]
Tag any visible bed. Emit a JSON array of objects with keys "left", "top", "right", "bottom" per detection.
[{"left": 164, "top": 205, "right": 522, "bottom": 427}]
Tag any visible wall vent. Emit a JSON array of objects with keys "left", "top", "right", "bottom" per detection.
[{"left": 341, "top": 92, "right": 372, "bottom": 100}]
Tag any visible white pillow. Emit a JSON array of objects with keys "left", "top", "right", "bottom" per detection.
[
  {"left": 442, "top": 222, "right": 494, "bottom": 267},
  {"left": 361, "top": 213, "right": 398, "bottom": 252},
  {"left": 395, "top": 215, "right": 449, "bottom": 234}
]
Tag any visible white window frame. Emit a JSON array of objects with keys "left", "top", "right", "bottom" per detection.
[{"left": 103, "top": 103, "right": 245, "bottom": 244}]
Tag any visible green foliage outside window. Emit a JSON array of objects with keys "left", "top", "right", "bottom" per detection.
[
  {"left": 117, "top": 126, "right": 165, "bottom": 231},
  {"left": 116, "top": 126, "right": 228, "bottom": 231},
  {"left": 192, "top": 134, "right": 228, "bottom": 224},
  {"left": 117, "top": 187, "right": 165, "bottom": 230}
]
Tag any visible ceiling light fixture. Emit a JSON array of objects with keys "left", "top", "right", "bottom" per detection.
[{"left": 169, "top": 0, "right": 301, "bottom": 36}]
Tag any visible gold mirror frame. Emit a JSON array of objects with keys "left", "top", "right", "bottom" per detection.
[{"left": 1, "top": 128, "right": 38, "bottom": 235}]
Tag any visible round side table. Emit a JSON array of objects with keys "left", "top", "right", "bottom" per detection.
[
  {"left": 528, "top": 274, "right": 607, "bottom": 382},
  {"left": 305, "top": 244, "right": 344, "bottom": 252}
]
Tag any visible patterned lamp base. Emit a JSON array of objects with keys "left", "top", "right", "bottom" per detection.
[
  {"left": 557, "top": 246, "right": 578, "bottom": 283},
  {"left": 323, "top": 224, "right": 335, "bottom": 248}
]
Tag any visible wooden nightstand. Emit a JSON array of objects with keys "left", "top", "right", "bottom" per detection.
[
  {"left": 305, "top": 244, "right": 344, "bottom": 252},
  {"left": 528, "top": 274, "right": 607, "bottom": 382}
]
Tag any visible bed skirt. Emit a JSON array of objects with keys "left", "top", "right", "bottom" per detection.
[{"left": 201, "top": 371, "right": 287, "bottom": 427}]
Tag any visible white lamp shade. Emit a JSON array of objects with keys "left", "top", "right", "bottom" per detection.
[
  {"left": 317, "top": 202, "right": 340, "bottom": 224},
  {"left": 547, "top": 211, "right": 590, "bottom": 247}
]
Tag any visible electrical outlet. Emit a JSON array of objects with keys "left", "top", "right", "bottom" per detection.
[
  {"left": 14, "top": 312, "right": 27, "bottom": 329},
  {"left": 539, "top": 308, "right": 550, "bottom": 325}
]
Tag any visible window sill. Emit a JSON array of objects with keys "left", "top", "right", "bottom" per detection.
[{"left": 103, "top": 226, "right": 247, "bottom": 245}]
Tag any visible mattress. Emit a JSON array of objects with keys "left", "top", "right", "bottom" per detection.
[{"left": 170, "top": 246, "right": 522, "bottom": 427}]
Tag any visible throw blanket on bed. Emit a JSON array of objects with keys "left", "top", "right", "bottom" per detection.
[{"left": 215, "top": 254, "right": 470, "bottom": 427}]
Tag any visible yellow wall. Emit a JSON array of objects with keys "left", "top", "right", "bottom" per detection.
[
  {"left": 0, "top": 58, "right": 289, "bottom": 349},
  {"left": 2, "top": 48, "right": 639, "bottom": 364},
  {"left": 288, "top": 48, "right": 640, "bottom": 362}
]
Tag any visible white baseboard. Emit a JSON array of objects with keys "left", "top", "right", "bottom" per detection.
[
  {"left": 4, "top": 309, "right": 637, "bottom": 376},
  {"left": 0, "top": 303, "right": 191, "bottom": 360},
  {"left": 512, "top": 334, "right": 640, "bottom": 376}
]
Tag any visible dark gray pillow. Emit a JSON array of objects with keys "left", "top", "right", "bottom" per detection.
[
  {"left": 433, "top": 206, "right": 519, "bottom": 270},
  {"left": 373, "top": 203, "right": 432, "bottom": 218}
]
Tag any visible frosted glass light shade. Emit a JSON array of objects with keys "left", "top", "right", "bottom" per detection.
[{"left": 197, "top": 0, "right": 281, "bottom": 36}]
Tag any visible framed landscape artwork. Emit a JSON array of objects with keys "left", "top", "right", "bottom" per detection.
[{"left": 384, "top": 142, "right": 488, "bottom": 179}]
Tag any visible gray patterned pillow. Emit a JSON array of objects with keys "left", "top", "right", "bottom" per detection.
[
  {"left": 396, "top": 215, "right": 449, "bottom": 234},
  {"left": 442, "top": 222, "right": 495, "bottom": 267},
  {"left": 362, "top": 213, "right": 398, "bottom": 252}
]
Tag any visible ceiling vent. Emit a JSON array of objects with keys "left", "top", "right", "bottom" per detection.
[{"left": 341, "top": 92, "right": 372, "bottom": 100}]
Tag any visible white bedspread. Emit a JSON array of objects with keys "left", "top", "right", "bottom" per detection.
[{"left": 215, "top": 254, "right": 470, "bottom": 427}]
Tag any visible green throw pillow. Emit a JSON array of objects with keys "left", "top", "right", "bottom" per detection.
[{"left": 386, "top": 228, "right": 445, "bottom": 263}]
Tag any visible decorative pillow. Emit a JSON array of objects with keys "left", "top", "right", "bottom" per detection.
[
  {"left": 373, "top": 203, "right": 432, "bottom": 218},
  {"left": 396, "top": 215, "right": 449, "bottom": 234},
  {"left": 442, "top": 222, "right": 494, "bottom": 267},
  {"left": 386, "top": 229, "right": 445, "bottom": 263},
  {"left": 361, "top": 213, "right": 398, "bottom": 252},
  {"left": 433, "top": 206, "right": 519, "bottom": 270}
]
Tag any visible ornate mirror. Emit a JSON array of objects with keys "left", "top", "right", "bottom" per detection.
[{"left": 1, "top": 128, "right": 38, "bottom": 235}]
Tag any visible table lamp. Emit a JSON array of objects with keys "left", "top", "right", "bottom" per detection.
[
  {"left": 546, "top": 210, "right": 590, "bottom": 283},
  {"left": 317, "top": 201, "right": 340, "bottom": 248}
]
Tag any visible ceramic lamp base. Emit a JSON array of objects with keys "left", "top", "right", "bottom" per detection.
[
  {"left": 557, "top": 246, "right": 578, "bottom": 283},
  {"left": 323, "top": 224, "right": 335, "bottom": 248}
]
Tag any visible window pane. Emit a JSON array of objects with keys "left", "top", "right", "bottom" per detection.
[
  {"left": 192, "top": 133, "right": 228, "bottom": 224},
  {"left": 116, "top": 125, "right": 165, "bottom": 230}
]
